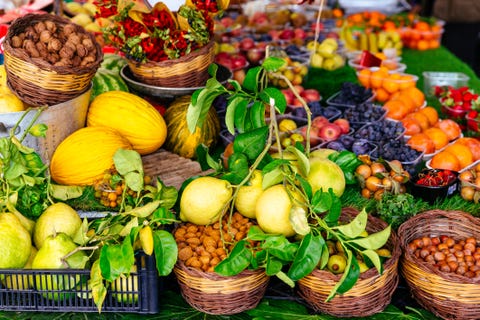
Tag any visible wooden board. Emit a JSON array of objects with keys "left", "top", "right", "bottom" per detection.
[{"left": 142, "top": 148, "right": 209, "bottom": 190}]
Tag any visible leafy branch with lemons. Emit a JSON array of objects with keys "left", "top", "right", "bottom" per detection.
[{"left": 184, "top": 57, "right": 392, "bottom": 300}]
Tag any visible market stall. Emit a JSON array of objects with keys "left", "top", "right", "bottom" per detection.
[{"left": 0, "top": 1, "right": 479, "bottom": 319}]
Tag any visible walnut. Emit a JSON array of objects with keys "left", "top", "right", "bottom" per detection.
[
  {"left": 47, "top": 53, "right": 60, "bottom": 64},
  {"left": 35, "top": 41, "right": 46, "bottom": 52},
  {"left": 22, "top": 39, "right": 35, "bottom": 50},
  {"left": 38, "top": 48, "right": 48, "bottom": 59},
  {"left": 54, "top": 58, "right": 72, "bottom": 67},
  {"left": 80, "top": 55, "right": 95, "bottom": 66},
  {"left": 59, "top": 46, "right": 75, "bottom": 59},
  {"left": 47, "top": 38, "right": 62, "bottom": 52},
  {"left": 24, "top": 27, "right": 38, "bottom": 42},
  {"left": 63, "top": 24, "right": 76, "bottom": 36},
  {"left": 45, "top": 20, "right": 57, "bottom": 33},
  {"left": 39, "top": 30, "right": 52, "bottom": 43},
  {"left": 81, "top": 37, "right": 94, "bottom": 51},
  {"left": 64, "top": 40, "right": 77, "bottom": 53},
  {"left": 11, "top": 36, "right": 23, "bottom": 48},
  {"left": 56, "top": 30, "right": 67, "bottom": 43},
  {"left": 33, "top": 21, "right": 46, "bottom": 34},
  {"left": 75, "top": 44, "right": 88, "bottom": 58},
  {"left": 27, "top": 47, "right": 40, "bottom": 58},
  {"left": 71, "top": 55, "right": 82, "bottom": 67},
  {"left": 67, "top": 33, "right": 81, "bottom": 45}
]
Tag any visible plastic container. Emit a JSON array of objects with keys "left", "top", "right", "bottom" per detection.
[
  {"left": 400, "top": 24, "right": 444, "bottom": 50},
  {"left": 0, "top": 253, "right": 160, "bottom": 313},
  {"left": 409, "top": 168, "right": 458, "bottom": 203},
  {"left": 465, "top": 112, "right": 480, "bottom": 138},
  {"left": 422, "top": 71, "right": 469, "bottom": 98},
  {"left": 348, "top": 59, "right": 406, "bottom": 73},
  {"left": 356, "top": 68, "right": 419, "bottom": 91}
]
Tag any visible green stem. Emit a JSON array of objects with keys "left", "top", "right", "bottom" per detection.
[{"left": 16, "top": 107, "right": 46, "bottom": 143}]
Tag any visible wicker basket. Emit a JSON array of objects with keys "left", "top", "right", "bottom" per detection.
[
  {"left": 397, "top": 210, "right": 480, "bottom": 320},
  {"left": 173, "top": 260, "right": 269, "bottom": 315},
  {"left": 297, "top": 207, "right": 401, "bottom": 318},
  {"left": 127, "top": 41, "right": 215, "bottom": 88},
  {"left": 3, "top": 13, "right": 102, "bottom": 106}
]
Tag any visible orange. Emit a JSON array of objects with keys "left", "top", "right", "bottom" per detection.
[
  {"left": 424, "top": 127, "right": 449, "bottom": 150},
  {"left": 401, "top": 86, "right": 424, "bottom": 109},
  {"left": 397, "top": 75, "right": 417, "bottom": 90},
  {"left": 429, "top": 39, "right": 440, "bottom": 49},
  {"left": 409, "top": 111, "right": 430, "bottom": 131},
  {"left": 394, "top": 93, "right": 416, "bottom": 114},
  {"left": 417, "top": 39, "right": 430, "bottom": 51},
  {"left": 418, "top": 106, "right": 439, "bottom": 126},
  {"left": 406, "top": 133, "right": 435, "bottom": 154},
  {"left": 370, "top": 68, "right": 388, "bottom": 89},
  {"left": 444, "top": 143, "right": 474, "bottom": 169},
  {"left": 415, "top": 21, "right": 431, "bottom": 32},
  {"left": 401, "top": 117, "right": 422, "bottom": 136},
  {"left": 435, "top": 119, "right": 461, "bottom": 141},
  {"left": 382, "top": 21, "right": 396, "bottom": 31},
  {"left": 429, "top": 151, "right": 461, "bottom": 172},
  {"left": 357, "top": 68, "right": 371, "bottom": 88},
  {"left": 374, "top": 87, "right": 390, "bottom": 103},
  {"left": 454, "top": 137, "right": 480, "bottom": 161},
  {"left": 383, "top": 99, "right": 408, "bottom": 120},
  {"left": 383, "top": 73, "right": 402, "bottom": 94}
]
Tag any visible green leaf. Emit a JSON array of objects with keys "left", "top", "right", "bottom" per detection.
[
  {"left": 260, "top": 87, "right": 287, "bottom": 114},
  {"left": 187, "top": 86, "right": 224, "bottom": 133},
  {"left": 215, "top": 240, "right": 252, "bottom": 276},
  {"left": 99, "top": 237, "right": 135, "bottom": 281},
  {"left": 89, "top": 260, "right": 107, "bottom": 313},
  {"left": 226, "top": 96, "right": 248, "bottom": 134},
  {"left": 234, "top": 98, "right": 248, "bottom": 133},
  {"left": 49, "top": 184, "right": 83, "bottom": 201},
  {"left": 262, "top": 236, "right": 298, "bottom": 261},
  {"left": 265, "top": 256, "right": 283, "bottom": 276},
  {"left": 333, "top": 208, "right": 368, "bottom": 239},
  {"left": 242, "top": 66, "right": 264, "bottom": 93},
  {"left": 223, "top": 152, "right": 249, "bottom": 184},
  {"left": 285, "top": 146, "right": 310, "bottom": 177},
  {"left": 153, "top": 230, "right": 178, "bottom": 276},
  {"left": 311, "top": 189, "right": 333, "bottom": 213},
  {"left": 296, "top": 174, "right": 313, "bottom": 201},
  {"left": 319, "top": 243, "right": 330, "bottom": 270},
  {"left": 290, "top": 206, "right": 310, "bottom": 236},
  {"left": 324, "top": 189, "right": 342, "bottom": 224},
  {"left": 261, "top": 167, "right": 284, "bottom": 190},
  {"left": 347, "top": 225, "right": 392, "bottom": 250},
  {"left": 262, "top": 56, "right": 287, "bottom": 71},
  {"left": 113, "top": 149, "right": 144, "bottom": 192},
  {"left": 361, "top": 249, "right": 383, "bottom": 274},
  {"left": 233, "top": 126, "right": 268, "bottom": 161},
  {"left": 288, "top": 233, "right": 324, "bottom": 281},
  {"left": 250, "top": 101, "right": 266, "bottom": 129},
  {"left": 28, "top": 123, "right": 48, "bottom": 137}
]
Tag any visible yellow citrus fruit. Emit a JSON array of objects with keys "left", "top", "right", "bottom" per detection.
[
  {"left": 235, "top": 170, "right": 263, "bottom": 219},
  {"left": 180, "top": 177, "right": 232, "bottom": 225}
]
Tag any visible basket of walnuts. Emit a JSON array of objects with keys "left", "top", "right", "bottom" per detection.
[{"left": 3, "top": 13, "right": 102, "bottom": 106}]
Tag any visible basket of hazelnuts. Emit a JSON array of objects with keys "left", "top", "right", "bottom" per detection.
[
  {"left": 398, "top": 210, "right": 480, "bottom": 320},
  {"left": 3, "top": 13, "right": 102, "bottom": 106}
]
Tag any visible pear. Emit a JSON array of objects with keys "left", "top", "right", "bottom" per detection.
[
  {"left": 2, "top": 247, "right": 37, "bottom": 290},
  {"left": 32, "top": 232, "right": 88, "bottom": 301},
  {"left": 0, "top": 212, "right": 32, "bottom": 269},
  {"left": 33, "top": 202, "right": 82, "bottom": 249}
]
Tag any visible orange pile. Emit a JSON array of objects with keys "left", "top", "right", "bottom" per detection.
[
  {"left": 400, "top": 21, "right": 444, "bottom": 50},
  {"left": 406, "top": 118, "right": 462, "bottom": 155},
  {"left": 381, "top": 86, "right": 425, "bottom": 119},
  {"left": 429, "top": 138, "right": 480, "bottom": 172},
  {"left": 357, "top": 67, "right": 418, "bottom": 103}
]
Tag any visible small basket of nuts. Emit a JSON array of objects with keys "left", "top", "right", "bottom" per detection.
[
  {"left": 398, "top": 210, "right": 480, "bottom": 320},
  {"left": 3, "top": 13, "right": 102, "bottom": 106},
  {"left": 173, "top": 212, "right": 269, "bottom": 315}
]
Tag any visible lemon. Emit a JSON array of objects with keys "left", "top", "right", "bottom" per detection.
[
  {"left": 112, "top": 265, "right": 139, "bottom": 303},
  {"left": 0, "top": 212, "right": 32, "bottom": 269},
  {"left": 235, "top": 170, "right": 263, "bottom": 219},
  {"left": 255, "top": 184, "right": 301, "bottom": 237},
  {"left": 0, "top": 92, "right": 25, "bottom": 113},
  {"left": 33, "top": 203, "right": 82, "bottom": 249},
  {"left": 180, "top": 177, "right": 232, "bottom": 225},
  {"left": 307, "top": 158, "right": 346, "bottom": 197},
  {"left": 2, "top": 247, "right": 37, "bottom": 290},
  {"left": 279, "top": 119, "right": 297, "bottom": 132}
]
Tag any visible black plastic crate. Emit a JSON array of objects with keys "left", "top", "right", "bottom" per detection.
[{"left": 0, "top": 253, "right": 160, "bottom": 313}]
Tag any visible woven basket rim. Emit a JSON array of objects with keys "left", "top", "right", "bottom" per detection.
[
  {"left": 398, "top": 209, "right": 480, "bottom": 285},
  {"left": 174, "top": 258, "right": 264, "bottom": 280},
  {"left": 4, "top": 13, "right": 103, "bottom": 74}
]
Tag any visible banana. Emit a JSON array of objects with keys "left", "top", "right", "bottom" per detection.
[
  {"left": 368, "top": 32, "right": 378, "bottom": 54},
  {"left": 359, "top": 33, "right": 368, "bottom": 51},
  {"left": 377, "top": 31, "right": 388, "bottom": 50},
  {"left": 342, "top": 26, "right": 359, "bottom": 51},
  {"left": 384, "top": 39, "right": 394, "bottom": 49}
]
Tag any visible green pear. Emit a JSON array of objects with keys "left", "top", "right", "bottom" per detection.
[
  {"left": 34, "top": 202, "right": 82, "bottom": 249},
  {"left": 2, "top": 247, "right": 37, "bottom": 290},
  {"left": 0, "top": 212, "right": 32, "bottom": 269},
  {"left": 32, "top": 232, "right": 88, "bottom": 301}
]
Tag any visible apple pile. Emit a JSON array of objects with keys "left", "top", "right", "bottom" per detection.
[
  {"left": 299, "top": 116, "right": 351, "bottom": 145},
  {"left": 215, "top": 51, "right": 248, "bottom": 71},
  {"left": 238, "top": 37, "right": 268, "bottom": 65},
  {"left": 282, "top": 85, "right": 321, "bottom": 108}
]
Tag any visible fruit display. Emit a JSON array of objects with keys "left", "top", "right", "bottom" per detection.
[
  {"left": 307, "top": 38, "right": 345, "bottom": 71},
  {"left": 282, "top": 85, "right": 322, "bottom": 108},
  {"left": 435, "top": 85, "right": 480, "bottom": 128},
  {"left": 297, "top": 116, "right": 351, "bottom": 145},
  {"left": 458, "top": 161, "right": 480, "bottom": 203},
  {"left": 323, "top": 136, "right": 377, "bottom": 156},
  {"left": 407, "top": 235, "right": 480, "bottom": 278},
  {"left": 371, "top": 139, "right": 424, "bottom": 175},
  {"left": 382, "top": 86, "right": 426, "bottom": 120},
  {"left": 400, "top": 20, "right": 444, "bottom": 51},
  {"left": 340, "top": 26, "right": 403, "bottom": 56},
  {"left": 267, "top": 56, "right": 309, "bottom": 88},
  {"left": 342, "top": 101, "right": 386, "bottom": 129},
  {"left": 427, "top": 138, "right": 477, "bottom": 172},
  {"left": 409, "top": 168, "right": 459, "bottom": 203},
  {"left": 353, "top": 119, "right": 405, "bottom": 143},
  {"left": 355, "top": 157, "right": 410, "bottom": 200}
]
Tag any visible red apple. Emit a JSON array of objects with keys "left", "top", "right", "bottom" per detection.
[
  {"left": 279, "top": 29, "right": 295, "bottom": 40},
  {"left": 294, "top": 28, "right": 307, "bottom": 40},
  {"left": 246, "top": 47, "right": 265, "bottom": 64},
  {"left": 300, "top": 89, "right": 321, "bottom": 102},
  {"left": 310, "top": 22, "right": 324, "bottom": 32},
  {"left": 312, "top": 116, "right": 329, "bottom": 129},
  {"left": 220, "top": 17, "right": 235, "bottom": 28},
  {"left": 333, "top": 118, "right": 350, "bottom": 134},
  {"left": 299, "top": 126, "right": 321, "bottom": 146},
  {"left": 239, "top": 37, "right": 255, "bottom": 51},
  {"left": 268, "top": 29, "right": 280, "bottom": 40},
  {"left": 231, "top": 54, "right": 248, "bottom": 70},
  {"left": 282, "top": 89, "right": 295, "bottom": 105},
  {"left": 318, "top": 123, "right": 342, "bottom": 141}
]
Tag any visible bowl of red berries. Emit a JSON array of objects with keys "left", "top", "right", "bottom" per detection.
[
  {"left": 409, "top": 168, "right": 458, "bottom": 204},
  {"left": 435, "top": 86, "right": 480, "bottom": 128}
]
